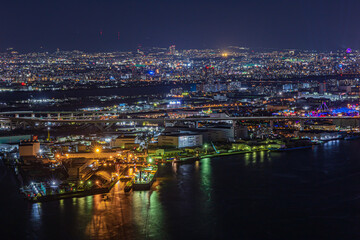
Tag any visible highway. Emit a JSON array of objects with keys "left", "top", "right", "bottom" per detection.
[{"left": 1, "top": 115, "right": 359, "bottom": 123}]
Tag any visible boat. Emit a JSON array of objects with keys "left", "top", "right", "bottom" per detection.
[
  {"left": 120, "top": 176, "right": 132, "bottom": 182},
  {"left": 173, "top": 156, "right": 199, "bottom": 164},
  {"left": 269, "top": 145, "right": 313, "bottom": 152},
  {"left": 345, "top": 135, "right": 360, "bottom": 141},
  {"left": 311, "top": 140, "right": 323, "bottom": 145},
  {"left": 101, "top": 194, "right": 109, "bottom": 201},
  {"left": 124, "top": 181, "right": 133, "bottom": 192},
  {"left": 132, "top": 165, "right": 158, "bottom": 191},
  {"left": 24, "top": 187, "right": 109, "bottom": 203},
  {"left": 320, "top": 135, "right": 344, "bottom": 142}
]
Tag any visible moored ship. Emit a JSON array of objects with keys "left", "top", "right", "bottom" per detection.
[{"left": 132, "top": 165, "right": 158, "bottom": 191}]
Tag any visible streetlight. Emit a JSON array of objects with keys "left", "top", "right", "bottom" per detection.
[
  {"left": 47, "top": 127, "right": 51, "bottom": 141},
  {"left": 204, "top": 144, "right": 208, "bottom": 154}
]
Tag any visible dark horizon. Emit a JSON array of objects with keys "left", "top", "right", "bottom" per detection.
[
  {"left": 1, "top": 45, "right": 357, "bottom": 55},
  {"left": 1, "top": 0, "right": 360, "bottom": 52}
]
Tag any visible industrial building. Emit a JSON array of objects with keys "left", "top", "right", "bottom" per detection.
[
  {"left": 19, "top": 140, "right": 40, "bottom": 157},
  {"left": 158, "top": 133, "right": 203, "bottom": 148},
  {"left": 110, "top": 135, "right": 138, "bottom": 149}
]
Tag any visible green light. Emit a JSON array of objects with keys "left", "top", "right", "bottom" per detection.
[{"left": 148, "top": 158, "right": 153, "bottom": 163}]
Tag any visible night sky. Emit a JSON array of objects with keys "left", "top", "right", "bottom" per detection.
[{"left": 1, "top": 0, "right": 360, "bottom": 52}]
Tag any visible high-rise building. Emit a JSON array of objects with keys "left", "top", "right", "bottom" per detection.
[
  {"left": 319, "top": 82, "right": 326, "bottom": 94},
  {"left": 169, "top": 45, "right": 176, "bottom": 55}
]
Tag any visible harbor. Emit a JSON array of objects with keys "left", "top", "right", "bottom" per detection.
[
  {"left": 2, "top": 139, "right": 360, "bottom": 240},
  {"left": 17, "top": 160, "right": 159, "bottom": 203},
  {"left": 172, "top": 133, "right": 360, "bottom": 164},
  {"left": 6, "top": 131, "right": 357, "bottom": 203}
]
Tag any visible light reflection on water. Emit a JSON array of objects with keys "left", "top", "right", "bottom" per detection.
[
  {"left": 23, "top": 151, "right": 282, "bottom": 239},
  {"left": 30, "top": 203, "right": 42, "bottom": 226},
  {"left": 244, "top": 152, "right": 250, "bottom": 165},
  {"left": 200, "top": 157, "right": 211, "bottom": 190},
  {"left": 252, "top": 151, "right": 257, "bottom": 161},
  {"left": 259, "top": 150, "right": 265, "bottom": 163},
  {"left": 82, "top": 181, "right": 165, "bottom": 240},
  {"left": 200, "top": 157, "right": 213, "bottom": 209},
  {"left": 10, "top": 140, "right": 360, "bottom": 239},
  {"left": 244, "top": 151, "right": 271, "bottom": 167}
]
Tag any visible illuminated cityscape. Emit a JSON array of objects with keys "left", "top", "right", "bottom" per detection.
[{"left": 2, "top": 0, "right": 360, "bottom": 239}]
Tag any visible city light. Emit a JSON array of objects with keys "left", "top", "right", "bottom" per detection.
[{"left": 4, "top": 2, "right": 360, "bottom": 239}]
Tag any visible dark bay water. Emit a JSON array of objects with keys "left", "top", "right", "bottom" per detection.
[
  {"left": 0, "top": 84, "right": 190, "bottom": 102},
  {"left": 1, "top": 140, "right": 360, "bottom": 240}
]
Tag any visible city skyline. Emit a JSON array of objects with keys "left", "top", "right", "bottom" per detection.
[
  {"left": 2, "top": 45, "right": 359, "bottom": 54},
  {"left": 1, "top": 0, "right": 360, "bottom": 52},
  {"left": 2, "top": 1, "right": 360, "bottom": 239}
]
